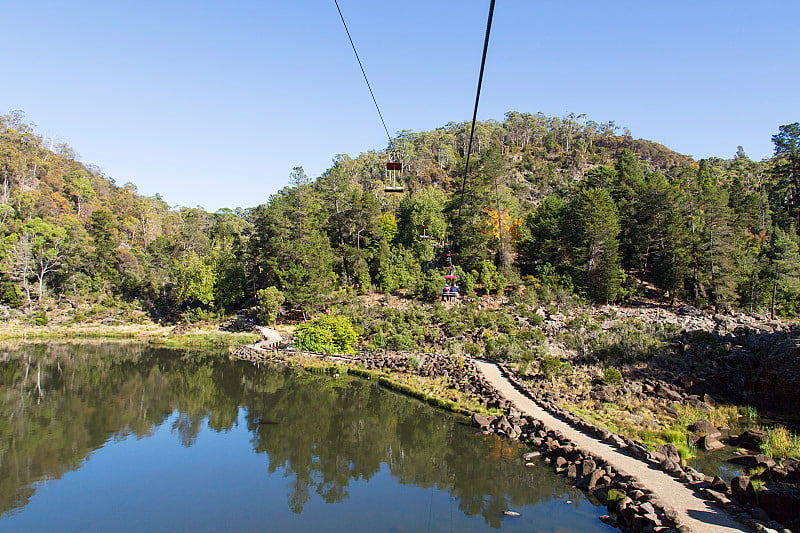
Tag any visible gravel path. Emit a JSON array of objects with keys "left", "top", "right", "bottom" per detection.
[{"left": 474, "top": 359, "right": 749, "bottom": 533}]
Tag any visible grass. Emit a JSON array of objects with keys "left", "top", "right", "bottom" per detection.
[
  {"left": 149, "top": 331, "right": 260, "bottom": 348},
  {"left": 760, "top": 426, "right": 800, "bottom": 459},
  {"left": 564, "top": 394, "right": 746, "bottom": 463},
  {"left": 0, "top": 321, "right": 260, "bottom": 348},
  {"left": 674, "top": 402, "right": 739, "bottom": 429}
]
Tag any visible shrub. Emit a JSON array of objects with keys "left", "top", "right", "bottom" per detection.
[
  {"left": 294, "top": 314, "right": 357, "bottom": 354},
  {"left": 413, "top": 269, "right": 446, "bottom": 302},
  {"left": 464, "top": 343, "right": 482, "bottom": 357},
  {"left": 602, "top": 367, "right": 623, "bottom": 385},
  {"left": 182, "top": 307, "right": 218, "bottom": 323},
  {"left": 257, "top": 286, "right": 285, "bottom": 324},
  {"left": 33, "top": 310, "right": 48, "bottom": 326},
  {"left": 540, "top": 353, "right": 568, "bottom": 380}
]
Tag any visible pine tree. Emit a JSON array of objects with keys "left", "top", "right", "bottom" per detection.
[
  {"left": 568, "top": 189, "right": 621, "bottom": 302},
  {"left": 764, "top": 227, "right": 800, "bottom": 319}
]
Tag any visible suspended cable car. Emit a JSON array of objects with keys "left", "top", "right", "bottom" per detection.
[
  {"left": 384, "top": 161, "right": 404, "bottom": 193},
  {"left": 420, "top": 225, "right": 431, "bottom": 239}
]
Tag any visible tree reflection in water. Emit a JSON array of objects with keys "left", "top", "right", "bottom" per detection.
[{"left": 0, "top": 343, "right": 591, "bottom": 528}]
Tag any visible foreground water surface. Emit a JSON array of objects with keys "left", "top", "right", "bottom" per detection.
[{"left": 0, "top": 343, "right": 615, "bottom": 532}]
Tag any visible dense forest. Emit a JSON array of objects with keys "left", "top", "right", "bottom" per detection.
[{"left": 1, "top": 110, "right": 798, "bottom": 322}]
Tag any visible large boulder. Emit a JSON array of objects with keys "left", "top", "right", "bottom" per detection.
[
  {"left": 727, "top": 454, "right": 776, "bottom": 469},
  {"left": 733, "top": 429, "right": 768, "bottom": 452},
  {"left": 471, "top": 414, "right": 492, "bottom": 429},
  {"left": 756, "top": 483, "right": 800, "bottom": 527},
  {"left": 730, "top": 475, "right": 752, "bottom": 506},
  {"left": 690, "top": 419, "right": 722, "bottom": 439},
  {"left": 698, "top": 435, "right": 725, "bottom": 451},
  {"left": 655, "top": 443, "right": 681, "bottom": 463}
]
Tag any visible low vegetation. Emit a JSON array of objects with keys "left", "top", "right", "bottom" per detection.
[{"left": 761, "top": 426, "right": 800, "bottom": 459}]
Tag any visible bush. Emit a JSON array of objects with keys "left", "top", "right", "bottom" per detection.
[
  {"left": 257, "top": 286, "right": 285, "bottom": 324},
  {"left": 182, "top": 307, "right": 218, "bottom": 323},
  {"left": 294, "top": 314, "right": 357, "bottom": 354},
  {"left": 464, "top": 342, "right": 482, "bottom": 357},
  {"left": 540, "top": 353, "right": 569, "bottom": 380},
  {"left": 32, "top": 310, "right": 48, "bottom": 326},
  {"left": 602, "top": 367, "right": 623, "bottom": 384},
  {"left": 413, "top": 269, "right": 446, "bottom": 302}
]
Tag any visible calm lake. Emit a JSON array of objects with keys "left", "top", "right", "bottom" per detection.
[{"left": 0, "top": 343, "right": 615, "bottom": 532}]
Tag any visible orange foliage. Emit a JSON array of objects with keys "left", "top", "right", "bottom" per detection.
[{"left": 484, "top": 208, "right": 522, "bottom": 250}]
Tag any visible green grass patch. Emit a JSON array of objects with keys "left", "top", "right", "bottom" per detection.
[
  {"left": 760, "top": 426, "right": 800, "bottom": 459},
  {"left": 150, "top": 332, "right": 260, "bottom": 348}
]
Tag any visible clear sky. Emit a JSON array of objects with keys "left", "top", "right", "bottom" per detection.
[{"left": 2, "top": 1, "right": 797, "bottom": 212}]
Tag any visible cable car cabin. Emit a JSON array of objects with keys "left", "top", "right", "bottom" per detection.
[{"left": 384, "top": 161, "right": 404, "bottom": 193}]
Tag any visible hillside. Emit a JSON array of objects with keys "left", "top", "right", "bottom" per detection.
[{"left": 1, "top": 109, "right": 798, "bottom": 324}]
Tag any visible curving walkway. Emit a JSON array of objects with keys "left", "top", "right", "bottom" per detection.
[{"left": 474, "top": 360, "right": 749, "bottom": 533}]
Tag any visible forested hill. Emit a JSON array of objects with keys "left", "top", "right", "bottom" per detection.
[{"left": 1, "top": 110, "right": 798, "bottom": 321}]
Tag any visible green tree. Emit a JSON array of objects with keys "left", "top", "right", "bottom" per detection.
[
  {"left": 257, "top": 286, "right": 285, "bottom": 325},
  {"left": 174, "top": 250, "right": 216, "bottom": 308},
  {"left": 764, "top": 227, "right": 800, "bottom": 319},
  {"left": 771, "top": 122, "right": 800, "bottom": 229},
  {"left": 568, "top": 189, "right": 622, "bottom": 302},
  {"left": 88, "top": 209, "right": 119, "bottom": 290},
  {"left": 518, "top": 195, "right": 566, "bottom": 273}
]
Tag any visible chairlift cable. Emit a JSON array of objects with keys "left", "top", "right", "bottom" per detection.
[
  {"left": 456, "top": 0, "right": 496, "bottom": 224},
  {"left": 333, "top": 0, "right": 392, "bottom": 145}
]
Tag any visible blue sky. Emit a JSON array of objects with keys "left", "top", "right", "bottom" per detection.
[{"left": 2, "top": 1, "right": 797, "bottom": 212}]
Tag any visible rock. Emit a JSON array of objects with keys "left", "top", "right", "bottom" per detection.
[
  {"left": 580, "top": 458, "right": 597, "bottom": 478},
  {"left": 471, "top": 414, "right": 492, "bottom": 429},
  {"left": 566, "top": 464, "right": 578, "bottom": 479},
  {"left": 523, "top": 451, "right": 541, "bottom": 460},
  {"left": 656, "top": 384, "right": 683, "bottom": 402},
  {"left": 734, "top": 429, "right": 769, "bottom": 452},
  {"left": 756, "top": 483, "right": 800, "bottom": 527},
  {"left": 503, "top": 510, "right": 520, "bottom": 517},
  {"left": 751, "top": 507, "right": 771, "bottom": 522},
  {"left": 655, "top": 443, "right": 681, "bottom": 463},
  {"left": 662, "top": 458, "right": 681, "bottom": 474},
  {"left": 650, "top": 451, "right": 668, "bottom": 463},
  {"left": 555, "top": 456, "right": 567, "bottom": 468},
  {"left": 585, "top": 469, "right": 605, "bottom": 490},
  {"left": 690, "top": 419, "right": 722, "bottom": 438},
  {"left": 730, "top": 476, "right": 752, "bottom": 506},
  {"left": 599, "top": 515, "right": 618, "bottom": 527},
  {"left": 727, "top": 454, "right": 776, "bottom": 469},
  {"left": 710, "top": 476, "right": 729, "bottom": 492},
  {"left": 698, "top": 435, "right": 725, "bottom": 451}
]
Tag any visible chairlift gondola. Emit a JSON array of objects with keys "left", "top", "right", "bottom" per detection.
[{"left": 384, "top": 161, "right": 404, "bottom": 193}]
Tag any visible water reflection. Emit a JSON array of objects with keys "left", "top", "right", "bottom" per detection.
[{"left": 0, "top": 343, "right": 606, "bottom": 530}]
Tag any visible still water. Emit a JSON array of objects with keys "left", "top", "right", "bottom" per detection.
[{"left": 0, "top": 343, "right": 615, "bottom": 532}]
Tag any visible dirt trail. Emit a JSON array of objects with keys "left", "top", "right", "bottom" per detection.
[{"left": 474, "top": 360, "right": 749, "bottom": 533}]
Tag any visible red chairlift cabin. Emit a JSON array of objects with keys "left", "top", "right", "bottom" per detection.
[
  {"left": 420, "top": 225, "right": 431, "bottom": 239},
  {"left": 384, "top": 161, "right": 404, "bottom": 193}
]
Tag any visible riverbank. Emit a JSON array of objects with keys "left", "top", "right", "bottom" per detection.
[{"left": 0, "top": 320, "right": 259, "bottom": 347}]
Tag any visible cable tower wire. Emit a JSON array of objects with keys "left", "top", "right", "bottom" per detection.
[
  {"left": 333, "top": 0, "right": 393, "bottom": 145},
  {"left": 457, "top": 0, "right": 496, "bottom": 224}
]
